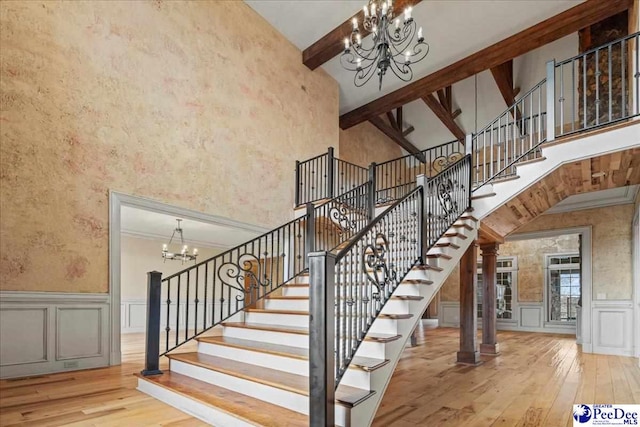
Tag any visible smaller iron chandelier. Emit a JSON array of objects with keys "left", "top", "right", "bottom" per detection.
[
  {"left": 162, "top": 219, "right": 198, "bottom": 264},
  {"left": 341, "top": 0, "right": 429, "bottom": 90}
]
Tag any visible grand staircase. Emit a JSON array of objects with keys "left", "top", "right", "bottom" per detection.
[{"left": 136, "top": 31, "right": 639, "bottom": 427}]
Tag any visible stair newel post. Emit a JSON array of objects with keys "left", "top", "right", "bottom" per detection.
[
  {"left": 367, "top": 162, "right": 377, "bottom": 221},
  {"left": 465, "top": 134, "right": 473, "bottom": 206},
  {"left": 327, "top": 147, "right": 335, "bottom": 199},
  {"left": 546, "top": 59, "right": 556, "bottom": 142},
  {"left": 295, "top": 160, "right": 301, "bottom": 206},
  {"left": 141, "top": 271, "right": 163, "bottom": 376},
  {"left": 305, "top": 202, "right": 316, "bottom": 267},
  {"left": 308, "top": 251, "right": 336, "bottom": 427},
  {"left": 416, "top": 174, "right": 429, "bottom": 263}
]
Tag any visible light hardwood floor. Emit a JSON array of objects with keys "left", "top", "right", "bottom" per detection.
[{"left": 0, "top": 328, "right": 638, "bottom": 426}]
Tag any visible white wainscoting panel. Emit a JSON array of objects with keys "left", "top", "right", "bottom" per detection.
[
  {"left": 439, "top": 302, "right": 460, "bottom": 327},
  {"left": 519, "top": 305, "right": 542, "bottom": 328},
  {"left": 0, "top": 292, "right": 110, "bottom": 379},
  {"left": 592, "top": 301, "right": 634, "bottom": 356}
]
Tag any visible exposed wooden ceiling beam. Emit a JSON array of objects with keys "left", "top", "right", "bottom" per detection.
[
  {"left": 421, "top": 93, "right": 466, "bottom": 141},
  {"left": 369, "top": 116, "right": 426, "bottom": 162},
  {"left": 490, "top": 60, "right": 522, "bottom": 121},
  {"left": 386, "top": 111, "right": 399, "bottom": 131},
  {"left": 302, "top": 0, "right": 422, "bottom": 70},
  {"left": 339, "top": 0, "right": 633, "bottom": 129}
]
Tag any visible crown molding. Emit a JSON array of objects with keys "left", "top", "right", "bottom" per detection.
[
  {"left": 120, "top": 228, "right": 232, "bottom": 251},
  {"left": 545, "top": 185, "right": 638, "bottom": 214}
]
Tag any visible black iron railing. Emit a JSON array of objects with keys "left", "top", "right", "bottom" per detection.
[
  {"left": 471, "top": 80, "right": 547, "bottom": 189},
  {"left": 473, "top": 31, "right": 640, "bottom": 190},
  {"left": 552, "top": 31, "right": 640, "bottom": 138},
  {"left": 295, "top": 147, "right": 369, "bottom": 206},
  {"left": 141, "top": 179, "right": 375, "bottom": 374},
  {"left": 308, "top": 155, "right": 472, "bottom": 425},
  {"left": 373, "top": 139, "right": 465, "bottom": 204}
]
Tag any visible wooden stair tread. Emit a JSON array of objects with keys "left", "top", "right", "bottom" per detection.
[
  {"left": 266, "top": 295, "right": 423, "bottom": 301},
  {"left": 460, "top": 213, "right": 479, "bottom": 222},
  {"left": 136, "top": 371, "right": 308, "bottom": 427},
  {"left": 221, "top": 322, "right": 402, "bottom": 342},
  {"left": 490, "top": 175, "right": 520, "bottom": 184},
  {"left": 435, "top": 242, "right": 460, "bottom": 249},
  {"left": 426, "top": 253, "right": 452, "bottom": 259},
  {"left": 168, "top": 352, "right": 373, "bottom": 407},
  {"left": 266, "top": 295, "right": 309, "bottom": 300},
  {"left": 443, "top": 231, "right": 468, "bottom": 239},
  {"left": 471, "top": 192, "right": 496, "bottom": 200},
  {"left": 246, "top": 308, "right": 411, "bottom": 320},
  {"left": 401, "top": 279, "right": 433, "bottom": 285},
  {"left": 197, "top": 336, "right": 389, "bottom": 371},
  {"left": 245, "top": 308, "right": 307, "bottom": 315},
  {"left": 516, "top": 156, "right": 546, "bottom": 167},
  {"left": 452, "top": 223, "right": 474, "bottom": 231}
]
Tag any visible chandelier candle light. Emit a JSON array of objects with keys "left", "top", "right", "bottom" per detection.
[
  {"left": 341, "top": 0, "right": 429, "bottom": 90},
  {"left": 162, "top": 219, "right": 198, "bottom": 264}
]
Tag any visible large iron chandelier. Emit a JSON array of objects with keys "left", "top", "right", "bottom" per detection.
[
  {"left": 162, "top": 219, "right": 198, "bottom": 264},
  {"left": 341, "top": 0, "right": 429, "bottom": 90}
]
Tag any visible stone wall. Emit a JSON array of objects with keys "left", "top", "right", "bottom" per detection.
[{"left": 577, "top": 12, "right": 629, "bottom": 127}]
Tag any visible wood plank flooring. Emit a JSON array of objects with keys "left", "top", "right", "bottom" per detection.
[{"left": 1, "top": 328, "right": 638, "bottom": 426}]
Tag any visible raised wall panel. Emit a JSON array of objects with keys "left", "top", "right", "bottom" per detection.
[
  {"left": 0, "top": 293, "right": 110, "bottom": 379},
  {"left": 56, "top": 307, "right": 103, "bottom": 360},
  {"left": 520, "top": 306, "right": 542, "bottom": 328},
  {"left": 592, "top": 301, "right": 633, "bottom": 356},
  {"left": 439, "top": 302, "right": 460, "bottom": 327},
  {"left": 0, "top": 308, "right": 47, "bottom": 366}
]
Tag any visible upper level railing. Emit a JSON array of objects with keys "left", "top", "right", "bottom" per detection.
[
  {"left": 296, "top": 139, "right": 464, "bottom": 208},
  {"left": 295, "top": 147, "right": 369, "bottom": 206},
  {"left": 473, "top": 31, "right": 639, "bottom": 190},
  {"left": 307, "top": 155, "right": 472, "bottom": 425}
]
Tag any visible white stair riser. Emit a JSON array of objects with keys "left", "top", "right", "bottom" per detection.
[
  {"left": 245, "top": 312, "right": 308, "bottom": 327},
  {"left": 137, "top": 379, "right": 255, "bottom": 427},
  {"left": 282, "top": 287, "right": 309, "bottom": 297},
  {"left": 380, "top": 299, "right": 411, "bottom": 314},
  {"left": 196, "top": 342, "right": 372, "bottom": 389},
  {"left": 223, "top": 326, "right": 309, "bottom": 348},
  {"left": 265, "top": 298, "right": 309, "bottom": 311},
  {"left": 170, "top": 359, "right": 308, "bottom": 414},
  {"left": 170, "top": 359, "right": 351, "bottom": 425}
]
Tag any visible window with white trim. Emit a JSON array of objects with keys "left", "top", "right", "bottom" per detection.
[
  {"left": 476, "top": 257, "right": 517, "bottom": 320},
  {"left": 546, "top": 254, "right": 581, "bottom": 323}
]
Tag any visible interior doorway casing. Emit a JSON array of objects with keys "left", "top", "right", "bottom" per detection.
[
  {"left": 505, "top": 226, "right": 593, "bottom": 351},
  {"left": 108, "top": 192, "right": 268, "bottom": 365}
]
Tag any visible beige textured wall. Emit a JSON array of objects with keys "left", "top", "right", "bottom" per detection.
[
  {"left": 121, "top": 235, "right": 220, "bottom": 300},
  {"left": 516, "top": 204, "right": 634, "bottom": 300},
  {"left": 0, "top": 1, "right": 338, "bottom": 293},
  {"left": 339, "top": 122, "right": 403, "bottom": 168},
  {"left": 500, "top": 235, "right": 579, "bottom": 302},
  {"left": 441, "top": 204, "right": 633, "bottom": 302}
]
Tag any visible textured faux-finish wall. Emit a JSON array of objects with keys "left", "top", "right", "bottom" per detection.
[
  {"left": 516, "top": 204, "right": 634, "bottom": 300},
  {"left": 440, "top": 204, "right": 634, "bottom": 302},
  {"left": 339, "top": 122, "right": 403, "bottom": 168},
  {"left": 0, "top": 1, "right": 338, "bottom": 293}
]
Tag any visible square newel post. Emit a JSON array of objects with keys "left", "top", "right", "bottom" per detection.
[
  {"left": 308, "top": 251, "right": 336, "bottom": 427},
  {"left": 457, "top": 242, "right": 481, "bottom": 365},
  {"left": 327, "top": 147, "right": 335, "bottom": 199},
  {"left": 416, "top": 174, "right": 428, "bottom": 263},
  {"left": 480, "top": 242, "right": 500, "bottom": 356},
  {"left": 141, "top": 271, "right": 163, "bottom": 376},
  {"left": 546, "top": 59, "right": 556, "bottom": 142}
]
